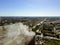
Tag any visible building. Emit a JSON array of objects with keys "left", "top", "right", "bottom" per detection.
[{"left": 35, "top": 30, "right": 44, "bottom": 45}]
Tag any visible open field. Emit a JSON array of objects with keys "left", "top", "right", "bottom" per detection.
[{"left": 45, "top": 39, "right": 60, "bottom": 45}]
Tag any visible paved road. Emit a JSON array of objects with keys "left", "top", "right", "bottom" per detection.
[{"left": 43, "top": 36, "right": 60, "bottom": 40}]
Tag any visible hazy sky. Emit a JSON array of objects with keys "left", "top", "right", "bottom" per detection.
[{"left": 0, "top": 0, "right": 60, "bottom": 17}]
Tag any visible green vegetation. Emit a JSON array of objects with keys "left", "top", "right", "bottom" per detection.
[
  {"left": 45, "top": 39, "right": 60, "bottom": 45},
  {"left": 32, "top": 25, "right": 40, "bottom": 32}
]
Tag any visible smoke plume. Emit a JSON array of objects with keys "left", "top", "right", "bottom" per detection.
[{"left": 3, "top": 23, "right": 35, "bottom": 45}]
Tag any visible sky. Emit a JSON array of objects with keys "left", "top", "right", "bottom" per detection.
[{"left": 0, "top": 0, "right": 60, "bottom": 17}]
